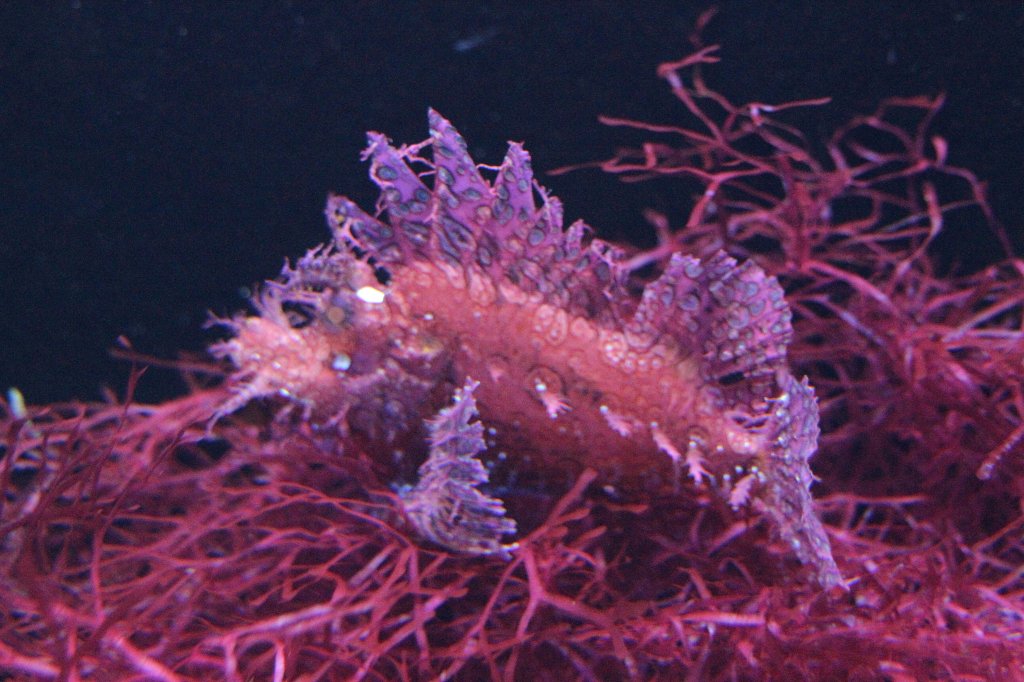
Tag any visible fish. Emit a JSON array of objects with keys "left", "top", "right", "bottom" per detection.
[{"left": 211, "top": 110, "right": 842, "bottom": 589}]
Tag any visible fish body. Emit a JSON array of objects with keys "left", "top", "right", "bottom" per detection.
[{"left": 214, "top": 110, "right": 841, "bottom": 588}]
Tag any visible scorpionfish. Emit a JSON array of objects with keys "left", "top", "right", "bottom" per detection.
[{"left": 212, "top": 110, "right": 842, "bottom": 589}]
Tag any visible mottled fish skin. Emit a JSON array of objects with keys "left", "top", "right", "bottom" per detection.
[{"left": 214, "top": 110, "right": 842, "bottom": 589}]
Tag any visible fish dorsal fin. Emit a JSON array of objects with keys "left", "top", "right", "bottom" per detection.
[
  {"left": 327, "top": 110, "right": 634, "bottom": 324},
  {"left": 630, "top": 250, "right": 792, "bottom": 412}
]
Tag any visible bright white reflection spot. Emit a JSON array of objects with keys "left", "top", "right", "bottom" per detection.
[{"left": 356, "top": 286, "right": 386, "bottom": 304}]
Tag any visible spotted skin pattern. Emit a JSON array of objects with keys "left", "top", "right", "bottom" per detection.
[{"left": 213, "top": 110, "right": 842, "bottom": 588}]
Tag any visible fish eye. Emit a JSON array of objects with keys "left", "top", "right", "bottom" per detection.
[{"left": 281, "top": 301, "right": 317, "bottom": 329}]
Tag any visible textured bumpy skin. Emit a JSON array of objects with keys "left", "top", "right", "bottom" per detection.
[
  {"left": 213, "top": 110, "right": 842, "bottom": 588},
  {"left": 400, "top": 379, "right": 518, "bottom": 556}
]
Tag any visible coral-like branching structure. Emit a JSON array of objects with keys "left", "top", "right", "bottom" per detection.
[
  {"left": 2, "top": 18, "right": 1023, "bottom": 682},
  {"left": 590, "top": 40, "right": 1024, "bottom": 538}
]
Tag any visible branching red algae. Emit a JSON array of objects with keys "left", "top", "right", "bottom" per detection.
[{"left": 2, "top": 28, "right": 1023, "bottom": 682}]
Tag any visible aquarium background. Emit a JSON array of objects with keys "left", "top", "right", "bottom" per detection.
[{"left": 1, "top": 1, "right": 1021, "bottom": 404}]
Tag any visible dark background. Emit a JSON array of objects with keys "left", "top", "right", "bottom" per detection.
[{"left": 1, "top": 1, "right": 1022, "bottom": 404}]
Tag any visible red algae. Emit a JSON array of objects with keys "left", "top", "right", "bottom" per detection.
[{"left": 2, "top": 18, "right": 1024, "bottom": 682}]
